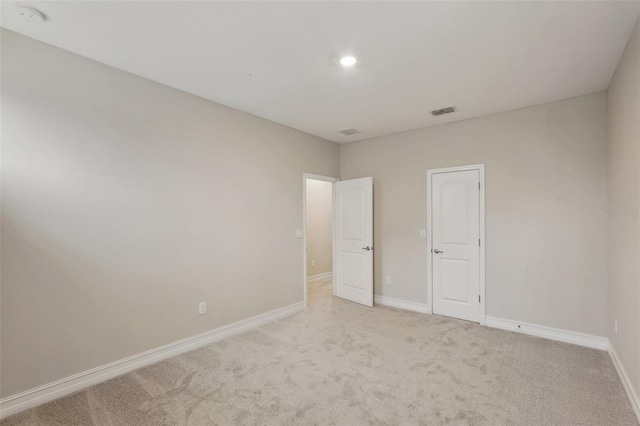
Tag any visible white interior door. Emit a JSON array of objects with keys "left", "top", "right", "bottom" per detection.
[
  {"left": 335, "top": 177, "right": 373, "bottom": 307},
  {"left": 432, "top": 169, "right": 481, "bottom": 322}
]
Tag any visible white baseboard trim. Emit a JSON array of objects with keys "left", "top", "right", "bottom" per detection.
[
  {"left": 307, "top": 272, "right": 332, "bottom": 282},
  {"left": 608, "top": 344, "right": 640, "bottom": 422},
  {"left": 374, "top": 295, "right": 431, "bottom": 314},
  {"left": 485, "top": 316, "right": 608, "bottom": 351},
  {"left": 0, "top": 302, "right": 305, "bottom": 420}
]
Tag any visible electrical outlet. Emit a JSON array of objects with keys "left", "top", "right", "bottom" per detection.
[
  {"left": 199, "top": 302, "right": 207, "bottom": 315},
  {"left": 614, "top": 318, "right": 618, "bottom": 334},
  {"left": 385, "top": 276, "right": 392, "bottom": 285},
  {"left": 296, "top": 229, "right": 303, "bottom": 238},
  {"left": 311, "top": 260, "right": 316, "bottom": 267},
  {"left": 419, "top": 229, "right": 426, "bottom": 239}
]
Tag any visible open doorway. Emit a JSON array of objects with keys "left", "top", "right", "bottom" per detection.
[{"left": 303, "top": 173, "right": 338, "bottom": 306}]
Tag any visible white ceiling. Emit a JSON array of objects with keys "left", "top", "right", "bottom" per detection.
[{"left": 2, "top": 1, "right": 640, "bottom": 143}]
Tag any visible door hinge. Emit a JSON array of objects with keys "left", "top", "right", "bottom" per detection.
[
  {"left": 478, "top": 182, "right": 481, "bottom": 190},
  {"left": 479, "top": 295, "right": 481, "bottom": 303},
  {"left": 479, "top": 238, "right": 481, "bottom": 246}
]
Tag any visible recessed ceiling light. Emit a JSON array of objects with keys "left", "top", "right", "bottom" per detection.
[{"left": 340, "top": 56, "right": 357, "bottom": 67}]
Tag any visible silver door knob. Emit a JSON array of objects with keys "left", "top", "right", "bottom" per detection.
[
  {"left": 433, "top": 249, "right": 443, "bottom": 254},
  {"left": 362, "top": 246, "right": 372, "bottom": 251}
]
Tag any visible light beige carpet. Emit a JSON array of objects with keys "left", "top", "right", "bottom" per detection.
[{"left": 2, "top": 279, "right": 637, "bottom": 426}]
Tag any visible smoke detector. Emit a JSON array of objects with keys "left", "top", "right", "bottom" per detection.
[
  {"left": 17, "top": 6, "right": 46, "bottom": 23},
  {"left": 338, "top": 128, "right": 360, "bottom": 136},
  {"left": 431, "top": 106, "right": 456, "bottom": 116}
]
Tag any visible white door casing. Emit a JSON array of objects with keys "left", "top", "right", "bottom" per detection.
[
  {"left": 429, "top": 166, "right": 484, "bottom": 323},
  {"left": 335, "top": 177, "right": 374, "bottom": 307}
]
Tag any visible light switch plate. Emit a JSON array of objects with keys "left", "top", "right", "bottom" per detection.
[{"left": 296, "top": 229, "right": 303, "bottom": 238}]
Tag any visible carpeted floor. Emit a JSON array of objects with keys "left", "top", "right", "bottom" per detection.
[{"left": 2, "top": 279, "right": 638, "bottom": 425}]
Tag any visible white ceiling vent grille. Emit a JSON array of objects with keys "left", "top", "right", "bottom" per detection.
[
  {"left": 431, "top": 106, "right": 456, "bottom": 116},
  {"left": 339, "top": 128, "right": 360, "bottom": 136}
]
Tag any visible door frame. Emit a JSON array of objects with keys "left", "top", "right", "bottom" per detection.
[
  {"left": 303, "top": 173, "right": 340, "bottom": 307},
  {"left": 426, "top": 164, "right": 486, "bottom": 325}
]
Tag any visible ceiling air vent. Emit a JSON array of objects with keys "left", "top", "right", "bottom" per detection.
[
  {"left": 339, "top": 128, "right": 360, "bottom": 136},
  {"left": 431, "top": 106, "right": 456, "bottom": 117}
]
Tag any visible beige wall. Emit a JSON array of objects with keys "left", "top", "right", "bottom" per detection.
[
  {"left": 607, "top": 18, "right": 640, "bottom": 400},
  {"left": 305, "top": 179, "right": 333, "bottom": 277},
  {"left": 341, "top": 92, "right": 609, "bottom": 337},
  {"left": 1, "top": 22, "right": 633, "bottom": 403},
  {"left": 0, "top": 30, "right": 339, "bottom": 397}
]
